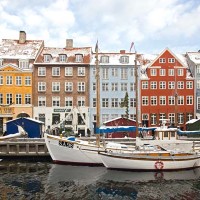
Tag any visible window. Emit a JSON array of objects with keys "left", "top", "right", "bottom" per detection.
[
  {"left": 142, "top": 81, "right": 148, "bottom": 89},
  {"left": 130, "top": 68, "right": 134, "bottom": 76},
  {"left": 168, "top": 58, "right": 175, "bottom": 63},
  {"left": 168, "top": 96, "right": 175, "bottom": 105},
  {"left": 150, "top": 69, "right": 157, "bottom": 76},
  {"left": 177, "top": 113, "right": 184, "bottom": 124},
  {"left": 65, "top": 97, "right": 73, "bottom": 107},
  {"left": 100, "top": 56, "right": 109, "bottom": 63},
  {"left": 121, "top": 83, "right": 127, "bottom": 91},
  {"left": 102, "top": 83, "right": 109, "bottom": 91},
  {"left": 177, "top": 81, "right": 184, "bottom": 89},
  {"left": 16, "top": 76, "right": 22, "bottom": 86},
  {"left": 65, "top": 67, "right": 73, "bottom": 76},
  {"left": 142, "top": 96, "right": 148, "bottom": 106},
  {"left": 150, "top": 113, "right": 157, "bottom": 125},
  {"left": 75, "top": 54, "right": 83, "bottom": 62},
  {"left": 0, "top": 76, "right": 3, "bottom": 85},
  {"left": 102, "top": 68, "right": 109, "bottom": 79},
  {"left": 151, "top": 81, "right": 157, "bottom": 89},
  {"left": 6, "top": 76, "right": 12, "bottom": 85},
  {"left": 92, "top": 67, "right": 96, "bottom": 76},
  {"left": 77, "top": 96, "right": 85, "bottom": 106},
  {"left": 178, "top": 96, "right": 184, "bottom": 105},
  {"left": 120, "top": 56, "right": 129, "bottom": 64},
  {"left": 102, "top": 114, "right": 109, "bottom": 123},
  {"left": 121, "top": 68, "right": 128, "bottom": 79},
  {"left": 6, "top": 93, "right": 12, "bottom": 104},
  {"left": 92, "top": 83, "right": 96, "bottom": 92},
  {"left": 160, "top": 96, "right": 166, "bottom": 105},
  {"left": 59, "top": 54, "right": 67, "bottom": 62},
  {"left": 19, "top": 60, "right": 29, "bottom": 68},
  {"left": 197, "top": 66, "right": 200, "bottom": 74},
  {"left": 78, "top": 67, "right": 85, "bottom": 76},
  {"left": 168, "top": 81, "right": 175, "bottom": 89},
  {"left": 52, "top": 82, "right": 60, "bottom": 92},
  {"left": 160, "top": 69, "right": 166, "bottom": 76},
  {"left": 52, "top": 96, "right": 60, "bottom": 107},
  {"left": 16, "top": 94, "right": 22, "bottom": 104},
  {"left": 111, "top": 83, "right": 118, "bottom": 91},
  {"left": 0, "top": 59, "right": 3, "bottom": 66},
  {"left": 186, "top": 113, "right": 193, "bottom": 122},
  {"left": 159, "top": 81, "right": 166, "bottom": 89},
  {"left": 197, "top": 80, "right": 200, "bottom": 89},
  {"left": 151, "top": 96, "right": 157, "bottom": 105},
  {"left": 25, "top": 76, "right": 31, "bottom": 86},
  {"left": 65, "top": 82, "right": 73, "bottom": 92},
  {"left": 168, "top": 69, "right": 174, "bottom": 76},
  {"left": 186, "top": 81, "right": 193, "bottom": 89},
  {"left": 44, "top": 54, "right": 51, "bottom": 62},
  {"left": 130, "top": 83, "right": 134, "bottom": 91},
  {"left": 25, "top": 94, "right": 31, "bottom": 104},
  {"left": 186, "top": 96, "right": 193, "bottom": 105},
  {"left": 197, "top": 97, "right": 200, "bottom": 110},
  {"left": 38, "top": 96, "right": 46, "bottom": 106},
  {"left": 52, "top": 67, "right": 60, "bottom": 76},
  {"left": 38, "top": 82, "right": 46, "bottom": 92},
  {"left": 38, "top": 67, "right": 46, "bottom": 76},
  {"left": 102, "top": 98, "right": 109, "bottom": 107},
  {"left": 159, "top": 58, "right": 166, "bottom": 63},
  {"left": 130, "top": 98, "right": 134, "bottom": 107},
  {"left": 111, "top": 98, "right": 118, "bottom": 107},
  {"left": 112, "top": 68, "right": 118, "bottom": 77},
  {"left": 93, "top": 98, "right": 96, "bottom": 107},
  {"left": 77, "top": 82, "right": 85, "bottom": 92},
  {"left": 177, "top": 68, "right": 183, "bottom": 76},
  {"left": 0, "top": 93, "right": 3, "bottom": 104}
]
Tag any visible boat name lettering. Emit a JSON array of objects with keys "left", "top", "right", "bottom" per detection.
[{"left": 59, "top": 141, "right": 74, "bottom": 148}]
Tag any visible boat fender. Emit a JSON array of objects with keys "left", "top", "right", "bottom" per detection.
[
  {"left": 154, "top": 160, "right": 164, "bottom": 170},
  {"left": 154, "top": 172, "right": 164, "bottom": 180}
]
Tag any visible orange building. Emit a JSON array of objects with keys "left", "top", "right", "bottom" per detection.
[
  {"left": 140, "top": 48, "right": 194, "bottom": 130},
  {"left": 0, "top": 31, "right": 44, "bottom": 134}
]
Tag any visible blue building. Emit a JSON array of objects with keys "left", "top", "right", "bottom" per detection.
[{"left": 6, "top": 118, "right": 44, "bottom": 138}]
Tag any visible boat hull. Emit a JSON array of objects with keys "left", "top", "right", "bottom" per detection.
[
  {"left": 45, "top": 133, "right": 103, "bottom": 165},
  {"left": 99, "top": 152, "right": 200, "bottom": 171}
]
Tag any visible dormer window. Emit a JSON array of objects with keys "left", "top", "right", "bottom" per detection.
[
  {"left": 44, "top": 54, "right": 52, "bottom": 62},
  {"left": 100, "top": 56, "right": 109, "bottom": 63},
  {"left": 19, "top": 59, "right": 29, "bottom": 68},
  {"left": 120, "top": 56, "right": 129, "bottom": 64},
  {"left": 75, "top": 54, "right": 83, "bottom": 62},
  {"left": 0, "top": 59, "right": 3, "bottom": 66},
  {"left": 59, "top": 54, "right": 67, "bottom": 62}
]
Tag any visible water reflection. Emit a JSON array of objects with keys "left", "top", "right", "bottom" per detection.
[{"left": 0, "top": 161, "right": 200, "bottom": 200}]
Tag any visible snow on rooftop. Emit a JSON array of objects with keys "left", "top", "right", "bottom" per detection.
[
  {"left": 187, "top": 52, "right": 200, "bottom": 64},
  {"left": 0, "top": 39, "right": 43, "bottom": 59}
]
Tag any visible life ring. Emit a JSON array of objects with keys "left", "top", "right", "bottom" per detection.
[{"left": 154, "top": 160, "right": 164, "bottom": 170}]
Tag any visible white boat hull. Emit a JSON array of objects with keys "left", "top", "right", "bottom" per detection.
[
  {"left": 45, "top": 133, "right": 104, "bottom": 165},
  {"left": 99, "top": 152, "right": 200, "bottom": 171}
]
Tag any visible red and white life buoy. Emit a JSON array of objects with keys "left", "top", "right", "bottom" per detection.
[{"left": 154, "top": 160, "right": 164, "bottom": 170}]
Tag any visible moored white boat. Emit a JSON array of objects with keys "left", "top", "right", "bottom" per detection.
[{"left": 99, "top": 151, "right": 200, "bottom": 171}]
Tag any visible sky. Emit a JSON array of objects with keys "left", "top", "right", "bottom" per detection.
[{"left": 0, "top": 0, "right": 200, "bottom": 54}]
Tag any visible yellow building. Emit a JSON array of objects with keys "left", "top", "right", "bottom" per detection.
[{"left": 0, "top": 31, "right": 44, "bottom": 134}]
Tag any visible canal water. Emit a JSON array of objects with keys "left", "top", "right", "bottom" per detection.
[{"left": 0, "top": 160, "right": 200, "bottom": 200}]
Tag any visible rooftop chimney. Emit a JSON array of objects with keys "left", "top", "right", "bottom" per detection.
[
  {"left": 120, "top": 50, "right": 126, "bottom": 54},
  {"left": 19, "top": 31, "right": 26, "bottom": 44},
  {"left": 66, "top": 39, "right": 73, "bottom": 49}
]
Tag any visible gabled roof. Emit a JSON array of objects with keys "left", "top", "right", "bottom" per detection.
[
  {"left": 186, "top": 52, "right": 200, "bottom": 64},
  {"left": 103, "top": 117, "right": 136, "bottom": 124},
  {"left": 0, "top": 63, "right": 24, "bottom": 72}
]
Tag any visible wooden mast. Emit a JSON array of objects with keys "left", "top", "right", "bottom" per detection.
[
  {"left": 95, "top": 41, "right": 100, "bottom": 146},
  {"left": 134, "top": 50, "right": 139, "bottom": 137}
]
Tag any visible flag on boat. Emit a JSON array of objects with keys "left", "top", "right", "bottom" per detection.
[
  {"left": 95, "top": 40, "right": 98, "bottom": 53},
  {"left": 129, "top": 42, "right": 134, "bottom": 52}
]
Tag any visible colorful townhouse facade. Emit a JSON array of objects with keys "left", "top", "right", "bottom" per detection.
[
  {"left": 33, "top": 39, "right": 92, "bottom": 136},
  {"left": 186, "top": 52, "right": 200, "bottom": 118},
  {"left": 139, "top": 48, "right": 194, "bottom": 130},
  {"left": 0, "top": 31, "right": 44, "bottom": 134},
  {"left": 89, "top": 50, "right": 138, "bottom": 134}
]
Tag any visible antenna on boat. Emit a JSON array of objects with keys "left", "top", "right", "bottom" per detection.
[{"left": 95, "top": 40, "right": 101, "bottom": 146}]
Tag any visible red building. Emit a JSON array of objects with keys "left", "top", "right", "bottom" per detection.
[
  {"left": 140, "top": 48, "right": 194, "bottom": 130},
  {"left": 103, "top": 117, "right": 136, "bottom": 138}
]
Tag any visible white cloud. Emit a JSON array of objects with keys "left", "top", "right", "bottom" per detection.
[{"left": 0, "top": 0, "right": 200, "bottom": 53}]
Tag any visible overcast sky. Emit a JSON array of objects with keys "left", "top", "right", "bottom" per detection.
[{"left": 0, "top": 0, "right": 200, "bottom": 54}]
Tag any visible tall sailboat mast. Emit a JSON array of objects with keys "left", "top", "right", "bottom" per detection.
[
  {"left": 95, "top": 41, "right": 100, "bottom": 146},
  {"left": 134, "top": 51, "right": 139, "bottom": 137}
]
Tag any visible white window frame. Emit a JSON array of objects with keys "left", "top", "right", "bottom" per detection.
[
  {"left": 52, "top": 96, "right": 60, "bottom": 107},
  {"left": 19, "top": 59, "right": 29, "bottom": 68},
  {"left": 151, "top": 96, "right": 157, "bottom": 106},
  {"left": 120, "top": 56, "right": 129, "bottom": 64},
  {"left": 25, "top": 76, "right": 31, "bottom": 86},
  {"left": 16, "top": 94, "right": 22, "bottom": 104},
  {"left": 0, "top": 75, "right": 3, "bottom": 85},
  {"left": 112, "top": 68, "right": 118, "bottom": 77},
  {"left": 168, "top": 81, "right": 175, "bottom": 89},
  {"left": 150, "top": 68, "right": 157, "bottom": 76},
  {"left": 59, "top": 54, "right": 67, "bottom": 62},
  {"left": 186, "top": 96, "right": 193, "bottom": 105},
  {"left": 65, "top": 82, "right": 73, "bottom": 92},
  {"left": 77, "top": 96, "right": 85, "bottom": 106},
  {"left": 16, "top": 76, "right": 22, "bottom": 86},
  {"left": 160, "top": 69, "right": 166, "bottom": 76},
  {"left": 78, "top": 67, "right": 85, "bottom": 76},
  {"left": 38, "top": 82, "right": 46, "bottom": 92},
  {"left": 38, "top": 96, "right": 46, "bottom": 106},
  {"left": 186, "top": 81, "right": 193, "bottom": 89},
  {"left": 52, "top": 82, "right": 60, "bottom": 92},
  {"left": 100, "top": 56, "right": 109, "bottom": 63},
  {"left": 75, "top": 54, "right": 83, "bottom": 62},
  {"left": 168, "top": 69, "right": 174, "bottom": 76},
  {"left": 159, "top": 81, "right": 166, "bottom": 89},
  {"left": 177, "top": 68, "right": 184, "bottom": 76},
  {"left": 142, "top": 81, "right": 148, "bottom": 89},
  {"left": 77, "top": 82, "right": 85, "bottom": 92},
  {"left": 6, "top": 76, "right": 12, "bottom": 85},
  {"left": 44, "top": 54, "right": 51, "bottom": 62},
  {"left": 178, "top": 96, "right": 184, "bottom": 105},
  {"left": 102, "top": 68, "right": 109, "bottom": 79},
  {"left": 168, "top": 58, "right": 175, "bottom": 63},
  {"left": 121, "top": 68, "right": 128, "bottom": 79},
  {"left": 142, "top": 96, "right": 149, "bottom": 106},
  {"left": 52, "top": 67, "right": 60, "bottom": 76},
  {"left": 168, "top": 96, "right": 175, "bottom": 105},
  {"left": 159, "top": 58, "right": 166, "bottom": 63},
  {"left": 38, "top": 67, "right": 46, "bottom": 76},
  {"left": 159, "top": 96, "right": 166, "bottom": 105},
  {"left": 65, "top": 97, "right": 73, "bottom": 107},
  {"left": 25, "top": 94, "right": 31, "bottom": 104},
  {"left": 65, "top": 67, "right": 73, "bottom": 76}
]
